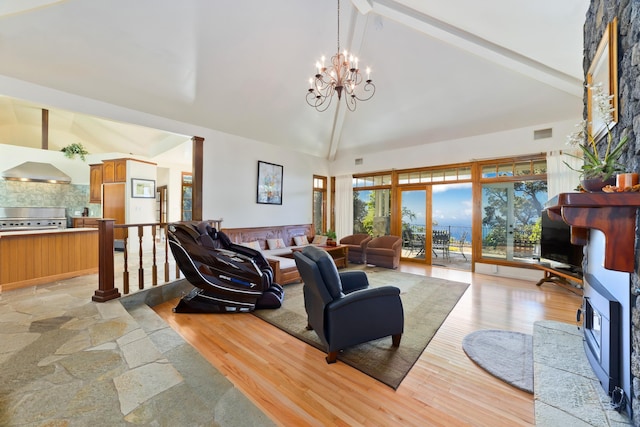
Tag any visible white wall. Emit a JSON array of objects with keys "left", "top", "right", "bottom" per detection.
[
  {"left": 0, "top": 76, "right": 329, "bottom": 229},
  {"left": 0, "top": 143, "right": 91, "bottom": 183},
  {"left": 126, "top": 159, "right": 157, "bottom": 225},
  {"left": 330, "top": 119, "right": 579, "bottom": 175},
  {"left": 0, "top": 74, "right": 579, "bottom": 232},
  {"left": 201, "top": 132, "right": 328, "bottom": 228}
]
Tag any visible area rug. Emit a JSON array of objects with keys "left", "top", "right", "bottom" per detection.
[
  {"left": 462, "top": 329, "right": 533, "bottom": 393},
  {"left": 253, "top": 266, "right": 469, "bottom": 389}
]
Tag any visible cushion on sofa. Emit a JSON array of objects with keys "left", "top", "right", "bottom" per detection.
[
  {"left": 312, "top": 235, "right": 327, "bottom": 245},
  {"left": 240, "top": 241, "right": 262, "bottom": 251},
  {"left": 267, "top": 238, "right": 287, "bottom": 250},
  {"left": 293, "top": 235, "right": 309, "bottom": 246},
  {"left": 268, "top": 255, "right": 297, "bottom": 270},
  {"left": 262, "top": 248, "right": 293, "bottom": 257}
]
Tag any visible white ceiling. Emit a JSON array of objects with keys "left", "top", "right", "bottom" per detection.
[{"left": 0, "top": 0, "right": 589, "bottom": 160}]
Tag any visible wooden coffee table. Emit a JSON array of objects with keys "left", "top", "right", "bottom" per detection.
[{"left": 291, "top": 244, "right": 349, "bottom": 268}]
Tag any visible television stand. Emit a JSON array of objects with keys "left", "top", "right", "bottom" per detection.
[{"left": 535, "top": 263, "right": 583, "bottom": 295}]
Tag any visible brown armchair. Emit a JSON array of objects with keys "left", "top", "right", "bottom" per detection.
[
  {"left": 366, "top": 235, "right": 402, "bottom": 269},
  {"left": 339, "top": 233, "right": 372, "bottom": 264}
]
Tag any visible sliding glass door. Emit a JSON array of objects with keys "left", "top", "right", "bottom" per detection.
[
  {"left": 400, "top": 188, "right": 428, "bottom": 261},
  {"left": 481, "top": 181, "right": 546, "bottom": 262}
]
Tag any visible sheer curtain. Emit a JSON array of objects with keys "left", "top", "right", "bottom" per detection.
[
  {"left": 334, "top": 175, "right": 353, "bottom": 241},
  {"left": 546, "top": 150, "right": 582, "bottom": 202}
]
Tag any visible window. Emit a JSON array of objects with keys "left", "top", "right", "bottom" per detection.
[
  {"left": 313, "top": 175, "right": 327, "bottom": 235},
  {"left": 181, "top": 172, "right": 192, "bottom": 221},
  {"left": 352, "top": 173, "right": 392, "bottom": 237}
]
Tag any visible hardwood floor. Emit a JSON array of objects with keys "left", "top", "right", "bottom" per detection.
[{"left": 153, "top": 263, "right": 582, "bottom": 426}]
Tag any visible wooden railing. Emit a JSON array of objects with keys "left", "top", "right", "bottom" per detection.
[{"left": 92, "top": 219, "right": 180, "bottom": 302}]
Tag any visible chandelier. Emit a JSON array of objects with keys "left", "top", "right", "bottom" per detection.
[{"left": 306, "top": 0, "right": 375, "bottom": 112}]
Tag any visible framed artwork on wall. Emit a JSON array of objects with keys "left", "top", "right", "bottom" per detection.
[
  {"left": 587, "top": 17, "right": 618, "bottom": 141},
  {"left": 256, "top": 161, "right": 283, "bottom": 205},
  {"left": 131, "top": 178, "right": 156, "bottom": 198}
]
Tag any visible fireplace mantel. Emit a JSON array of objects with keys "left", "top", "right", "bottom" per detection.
[{"left": 548, "top": 192, "right": 640, "bottom": 273}]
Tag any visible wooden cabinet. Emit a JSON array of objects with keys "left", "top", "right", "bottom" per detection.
[
  {"left": 89, "top": 164, "right": 103, "bottom": 203},
  {"left": 103, "top": 159, "right": 127, "bottom": 183},
  {"left": 103, "top": 183, "right": 126, "bottom": 240},
  {"left": 0, "top": 229, "right": 99, "bottom": 291},
  {"left": 73, "top": 217, "right": 101, "bottom": 228}
]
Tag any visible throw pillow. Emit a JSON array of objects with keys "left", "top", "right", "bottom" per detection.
[
  {"left": 293, "top": 235, "right": 309, "bottom": 246},
  {"left": 312, "top": 235, "right": 327, "bottom": 245},
  {"left": 267, "top": 238, "right": 287, "bottom": 250},
  {"left": 240, "top": 241, "right": 261, "bottom": 251}
]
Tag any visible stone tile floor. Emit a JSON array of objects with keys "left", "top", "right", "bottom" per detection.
[
  {"left": 0, "top": 275, "right": 273, "bottom": 426},
  {"left": 534, "top": 321, "right": 632, "bottom": 426}
]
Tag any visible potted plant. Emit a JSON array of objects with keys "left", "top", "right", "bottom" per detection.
[
  {"left": 324, "top": 229, "right": 337, "bottom": 246},
  {"left": 565, "top": 83, "right": 629, "bottom": 191},
  {"left": 61, "top": 143, "right": 89, "bottom": 161}
]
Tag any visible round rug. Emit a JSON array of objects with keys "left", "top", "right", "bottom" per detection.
[{"left": 462, "top": 329, "right": 533, "bottom": 394}]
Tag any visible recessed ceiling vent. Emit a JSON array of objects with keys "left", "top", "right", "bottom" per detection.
[
  {"left": 2, "top": 162, "right": 71, "bottom": 184},
  {"left": 355, "top": 158, "right": 363, "bottom": 165},
  {"left": 534, "top": 128, "right": 553, "bottom": 140}
]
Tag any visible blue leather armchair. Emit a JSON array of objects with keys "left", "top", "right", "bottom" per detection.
[{"left": 293, "top": 245, "right": 404, "bottom": 363}]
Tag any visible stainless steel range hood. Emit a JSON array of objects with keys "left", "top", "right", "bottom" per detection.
[{"left": 2, "top": 162, "right": 72, "bottom": 184}]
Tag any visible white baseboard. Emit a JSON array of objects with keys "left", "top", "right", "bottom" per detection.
[{"left": 475, "top": 262, "right": 543, "bottom": 282}]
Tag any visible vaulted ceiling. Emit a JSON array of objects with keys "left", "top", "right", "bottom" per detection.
[{"left": 0, "top": 0, "right": 589, "bottom": 161}]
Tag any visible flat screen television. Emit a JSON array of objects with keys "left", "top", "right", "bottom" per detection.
[{"left": 540, "top": 209, "right": 584, "bottom": 274}]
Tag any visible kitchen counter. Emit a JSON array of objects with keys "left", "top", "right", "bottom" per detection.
[
  {"left": 0, "top": 227, "right": 96, "bottom": 237},
  {"left": 0, "top": 227, "right": 99, "bottom": 291}
]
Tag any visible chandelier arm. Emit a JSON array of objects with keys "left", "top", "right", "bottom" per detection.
[
  {"left": 351, "top": 82, "right": 376, "bottom": 102},
  {"left": 344, "top": 94, "right": 357, "bottom": 112}
]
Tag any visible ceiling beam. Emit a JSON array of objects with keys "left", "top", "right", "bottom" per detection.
[
  {"left": 350, "top": 0, "right": 373, "bottom": 15},
  {"left": 0, "top": 0, "right": 65, "bottom": 18},
  {"left": 371, "top": 0, "right": 583, "bottom": 97},
  {"left": 327, "top": 7, "right": 371, "bottom": 160}
]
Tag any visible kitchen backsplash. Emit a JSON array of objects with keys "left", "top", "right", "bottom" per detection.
[{"left": 0, "top": 180, "right": 101, "bottom": 223}]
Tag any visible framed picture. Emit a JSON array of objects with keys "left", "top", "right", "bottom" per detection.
[
  {"left": 256, "top": 161, "right": 283, "bottom": 205},
  {"left": 131, "top": 178, "right": 156, "bottom": 198},
  {"left": 587, "top": 17, "right": 618, "bottom": 141}
]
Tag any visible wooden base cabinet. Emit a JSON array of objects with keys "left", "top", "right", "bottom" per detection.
[
  {"left": 0, "top": 229, "right": 98, "bottom": 291},
  {"left": 72, "top": 217, "right": 101, "bottom": 228}
]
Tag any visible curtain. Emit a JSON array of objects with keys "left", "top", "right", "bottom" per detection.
[
  {"left": 334, "top": 175, "right": 353, "bottom": 241},
  {"left": 547, "top": 150, "right": 582, "bottom": 202}
]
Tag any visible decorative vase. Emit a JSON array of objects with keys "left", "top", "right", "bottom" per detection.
[{"left": 581, "top": 177, "right": 616, "bottom": 192}]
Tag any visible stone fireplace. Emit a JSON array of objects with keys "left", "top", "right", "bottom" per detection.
[
  {"left": 583, "top": 230, "right": 631, "bottom": 416},
  {"left": 583, "top": 0, "right": 640, "bottom": 424}
]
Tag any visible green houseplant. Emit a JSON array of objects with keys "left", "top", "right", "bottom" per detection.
[
  {"left": 61, "top": 143, "right": 89, "bottom": 161},
  {"left": 565, "top": 83, "right": 628, "bottom": 189},
  {"left": 324, "top": 229, "right": 337, "bottom": 246}
]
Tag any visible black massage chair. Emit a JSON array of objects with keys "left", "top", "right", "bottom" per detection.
[{"left": 167, "top": 220, "right": 284, "bottom": 313}]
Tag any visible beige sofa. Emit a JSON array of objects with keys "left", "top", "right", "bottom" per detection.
[{"left": 222, "top": 224, "right": 319, "bottom": 285}]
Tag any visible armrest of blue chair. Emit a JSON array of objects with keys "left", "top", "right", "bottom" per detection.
[
  {"left": 339, "top": 270, "right": 369, "bottom": 293},
  {"left": 325, "top": 286, "right": 404, "bottom": 351}
]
